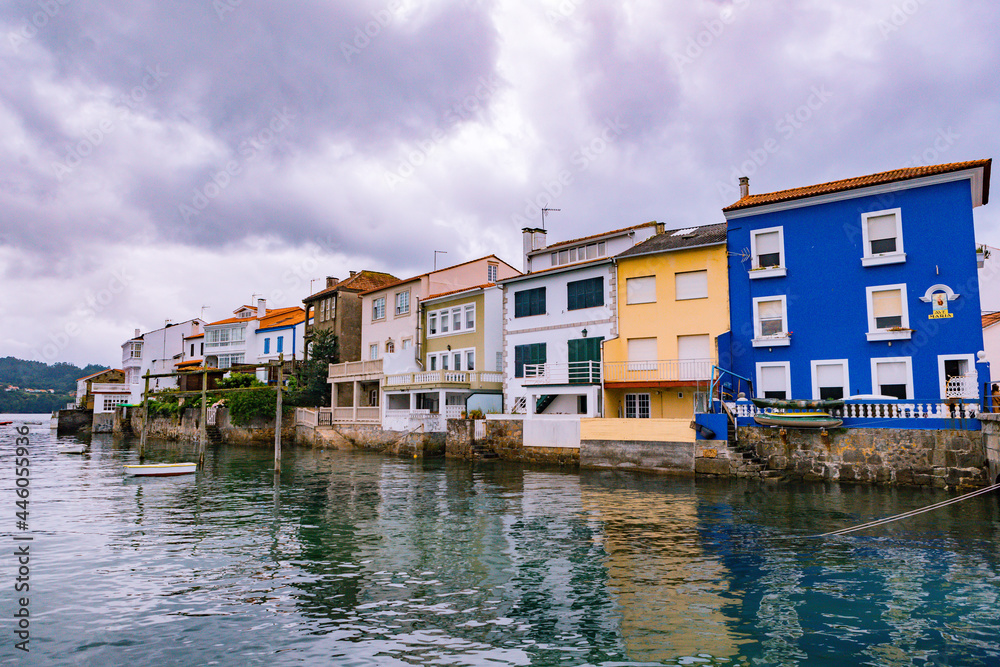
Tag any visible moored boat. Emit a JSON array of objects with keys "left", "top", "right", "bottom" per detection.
[
  {"left": 753, "top": 411, "right": 843, "bottom": 429},
  {"left": 58, "top": 445, "right": 88, "bottom": 454},
  {"left": 123, "top": 462, "right": 197, "bottom": 477},
  {"left": 750, "top": 397, "right": 845, "bottom": 411}
]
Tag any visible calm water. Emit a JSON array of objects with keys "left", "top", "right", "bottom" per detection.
[{"left": 2, "top": 417, "right": 1000, "bottom": 666}]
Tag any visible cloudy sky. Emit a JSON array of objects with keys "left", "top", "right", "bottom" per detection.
[{"left": 2, "top": 0, "right": 999, "bottom": 367}]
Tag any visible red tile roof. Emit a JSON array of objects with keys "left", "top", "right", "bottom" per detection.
[
  {"left": 983, "top": 312, "right": 1000, "bottom": 329},
  {"left": 723, "top": 159, "right": 992, "bottom": 212},
  {"left": 304, "top": 270, "right": 400, "bottom": 300},
  {"left": 258, "top": 306, "right": 305, "bottom": 330}
]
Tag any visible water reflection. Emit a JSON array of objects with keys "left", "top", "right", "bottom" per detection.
[{"left": 3, "top": 423, "right": 1000, "bottom": 666}]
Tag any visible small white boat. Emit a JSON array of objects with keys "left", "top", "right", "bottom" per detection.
[
  {"left": 123, "top": 462, "right": 197, "bottom": 477},
  {"left": 58, "top": 445, "right": 88, "bottom": 454}
]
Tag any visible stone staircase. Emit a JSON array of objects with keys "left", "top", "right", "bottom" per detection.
[
  {"left": 728, "top": 419, "right": 783, "bottom": 480},
  {"left": 205, "top": 424, "right": 223, "bottom": 445},
  {"left": 470, "top": 441, "right": 499, "bottom": 460}
]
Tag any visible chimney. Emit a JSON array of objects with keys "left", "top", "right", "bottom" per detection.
[
  {"left": 739, "top": 176, "right": 749, "bottom": 199},
  {"left": 349, "top": 270, "right": 357, "bottom": 277},
  {"left": 134, "top": 328, "right": 141, "bottom": 338},
  {"left": 257, "top": 298, "right": 266, "bottom": 317},
  {"left": 521, "top": 227, "right": 548, "bottom": 273},
  {"left": 326, "top": 276, "right": 339, "bottom": 288},
  {"left": 655, "top": 221, "right": 665, "bottom": 234}
]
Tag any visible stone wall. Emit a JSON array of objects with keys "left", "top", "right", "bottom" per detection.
[
  {"left": 444, "top": 418, "right": 579, "bottom": 465},
  {"left": 57, "top": 409, "right": 91, "bottom": 433},
  {"left": 978, "top": 414, "right": 1000, "bottom": 484},
  {"left": 740, "top": 426, "right": 987, "bottom": 489},
  {"left": 313, "top": 422, "right": 445, "bottom": 457},
  {"left": 92, "top": 412, "right": 114, "bottom": 433},
  {"left": 129, "top": 407, "right": 296, "bottom": 446},
  {"left": 581, "top": 439, "right": 695, "bottom": 475}
]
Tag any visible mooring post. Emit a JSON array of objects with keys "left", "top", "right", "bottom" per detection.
[
  {"left": 198, "top": 366, "right": 208, "bottom": 469},
  {"left": 140, "top": 371, "right": 150, "bottom": 461},
  {"left": 274, "top": 353, "right": 284, "bottom": 474}
]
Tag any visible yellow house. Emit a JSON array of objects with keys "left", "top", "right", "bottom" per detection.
[{"left": 603, "top": 223, "right": 729, "bottom": 419}]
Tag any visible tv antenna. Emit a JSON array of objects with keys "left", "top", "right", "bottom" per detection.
[{"left": 541, "top": 208, "right": 560, "bottom": 230}]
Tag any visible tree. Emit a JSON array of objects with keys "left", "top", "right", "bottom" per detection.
[{"left": 293, "top": 330, "right": 338, "bottom": 407}]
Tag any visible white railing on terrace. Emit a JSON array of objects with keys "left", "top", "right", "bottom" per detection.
[
  {"left": 331, "top": 406, "right": 380, "bottom": 422},
  {"left": 328, "top": 359, "right": 384, "bottom": 379},
  {"left": 91, "top": 382, "right": 129, "bottom": 393},
  {"left": 728, "top": 400, "right": 980, "bottom": 420},
  {"left": 603, "top": 359, "right": 714, "bottom": 383},
  {"left": 383, "top": 370, "right": 503, "bottom": 387},
  {"left": 523, "top": 361, "right": 601, "bottom": 385},
  {"left": 945, "top": 374, "right": 979, "bottom": 400},
  {"left": 296, "top": 407, "right": 319, "bottom": 426}
]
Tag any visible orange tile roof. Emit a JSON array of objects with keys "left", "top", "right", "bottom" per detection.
[
  {"left": 305, "top": 270, "right": 399, "bottom": 300},
  {"left": 258, "top": 306, "right": 305, "bottom": 330},
  {"left": 983, "top": 312, "right": 1000, "bottom": 329},
  {"left": 723, "top": 159, "right": 992, "bottom": 212},
  {"left": 77, "top": 368, "right": 121, "bottom": 381},
  {"left": 206, "top": 305, "right": 302, "bottom": 327},
  {"left": 184, "top": 333, "right": 204, "bottom": 339},
  {"left": 538, "top": 221, "right": 660, "bottom": 253}
]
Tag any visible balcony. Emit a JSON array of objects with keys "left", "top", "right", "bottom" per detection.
[
  {"left": 91, "top": 382, "right": 130, "bottom": 394},
  {"left": 383, "top": 370, "right": 503, "bottom": 391},
  {"left": 328, "top": 359, "right": 383, "bottom": 381},
  {"left": 522, "top": 361, "right": 601, "bottom": 386},
  {"left": 603, "top": 358, "right": 713, "bottom": 385}
]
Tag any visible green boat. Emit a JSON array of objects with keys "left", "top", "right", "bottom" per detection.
[
  {"left": 750, "top": 397, "right": 845, "bottom": 411},
  {"left": 753, "top": 411, "right": 843, "bottom": 429}
]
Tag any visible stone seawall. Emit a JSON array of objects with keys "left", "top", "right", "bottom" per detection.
[
  {"left": 312, "top": 422, "right": 445, "bottom": 457},
  {"left": 445, "top": 418, "right": 578, "bottom": 466},
  {"left": 129, "top": 407, "right": 295, "bottom": 446},
  {"left": 978, "top": 414, "right": 1000, "bottom": 484},
  {"left": 740, "top": 425, "right": 987, "bottom": 489}
]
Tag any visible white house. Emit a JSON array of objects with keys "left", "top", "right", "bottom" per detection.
[
  {"left": 500, "top": 222, "right": 661, "bottom": 417},
  {"left": 203, "top": 299, "right": 307, "bottom": 381},
  {"left": 122, "top": 318, "right": 206, "bottom": 403}
]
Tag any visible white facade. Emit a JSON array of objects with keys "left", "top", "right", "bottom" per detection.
[
  {"left": 983, "top": 319, "right": 1000, "bottom": 382},
  {"left": 122, "top": 318, "right": 206, "bottom": 403}
]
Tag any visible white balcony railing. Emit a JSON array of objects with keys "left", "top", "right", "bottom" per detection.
[
  {"left": 945, "top": 374, "right": 979, "bottom": 400},
  {"left": 331, "top": 406, "right": 380, "bottom": 422},
  {"left": 383, "top": 370, "right": 503, "bottom": 388},
  {"left": 523, "top": 361, "right": 601, "bottom": 385},
  {"left": 729, "top": 400, "right": 980, "bottom": 420},
  {"left": 328, "top": 359, "right": 384, "bottom": 380},
  {"left": 603, "top": 358, "right": 713, "bottom": 383},
  {"left": 91, "top": 382, "right": 129, "bottom": 393}
]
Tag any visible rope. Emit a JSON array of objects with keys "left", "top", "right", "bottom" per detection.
[{"left": 810, "top": 481, "right": 1000, "bottom": 538}]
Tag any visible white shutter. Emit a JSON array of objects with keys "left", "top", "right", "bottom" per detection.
[
  {"left": 677, "top": 334, "right": 711, "bottom": 360},
  {"left": 877, "top": 361, "right": 907, "bottom": 385},
  {"left": 760, "top": 365, "right": 786, "bottom": 393},
  {"left": 627, "top": 338, "right": 657, "bottom": 361},
  {"left": 757, "top": 299, "right": 783, "bottom": 319},
  {"left": 675, "top": 271, "right": 708, "bottom": 300},
  {"left": 626, "top": 276, "right": 656, "bottom": 304},
  {"left": 867, "top": 214, "right": 897, "bottom": 241},
  {"left": 816, "top": 363, "right": 844, "bottom": 387},
  {"left": 871, "top": 289, "right": 901, "bottom": 318},
  {"left": 755, "top": 231, "right": 780, "bottom": 255}
]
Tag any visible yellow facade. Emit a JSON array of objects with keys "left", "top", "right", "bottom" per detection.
[
  {"left": 423, "top": 293, "right": 485, "bottom": 359},
  {"left": 603, "top": 242, "right": 730, "bottom": 419}
]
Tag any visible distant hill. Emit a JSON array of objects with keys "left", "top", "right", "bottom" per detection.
[{"left": 0, "top": 357, "right": 108, "bottom": 393}]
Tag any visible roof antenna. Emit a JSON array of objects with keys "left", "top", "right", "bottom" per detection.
[{"left": 541, "top": 208, "right": 560, "bottom": 230}]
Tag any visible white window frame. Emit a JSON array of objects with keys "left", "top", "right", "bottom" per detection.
[
  {"left": 427, "top": 303, "right": 476, "bottom": 337},
  {"left": 428, "top": 347, "right": 475, "bottom": 373},
  {"left": 129, "top": 342, "right": 143, "bottom": 358},
  {"left": 937, "top": 353, "right": 977, "bottom": 400},
  {"left": 755, "top": 361, "right": 791, "bottom": 400},
  {"left": 861, "top": 208, "right": 906, "bottom": 266},
  {"left": 369, "top": 343, "right": 379, "bottom": 360},
  {"left": 401, "top": 338, "right": 412, "bottom": 350},
  {"left": 749, "top": 226, "right": 787, "bottom": 278},
  {"left": 810, "top": 359, "right": 850, "bottom": 401},
  {"left": 870, "top": 356, "right": 913, "bottom": 400},
  {"left": 395, "top": 290, "right": 410, "bottom": 316},
  {"left": 487, "top": 264, "right": 498, "bottom": 283},
  {"left": 624, "top": 393, "right": 650, "bottom": 419},
  {"left": 865, "top": 283, "right": 911, "bottom": 341},
  {"left": 751, "top": 295, "right": 790, "bottom": 347},
  {"left": 372, "top": 296, "right": 386, "bottom": 321}
]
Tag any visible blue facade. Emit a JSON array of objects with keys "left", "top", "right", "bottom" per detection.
[{"left": 725, "top": 173, "right": 988, "bottom": 405}]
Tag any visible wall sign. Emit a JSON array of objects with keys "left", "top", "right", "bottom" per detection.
[{"left": 920, "top": 283, "right": 958, "bottom": 319}]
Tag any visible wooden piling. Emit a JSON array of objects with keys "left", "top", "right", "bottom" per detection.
[
  {"left": 198, "top": 366, "right": 208, "bottom": 469},
  {"left": 274, "top": 354, "right": 283, "bottom": 473},
  {"left": 139, "top": 371, "right": 150, "bottom": 461}
]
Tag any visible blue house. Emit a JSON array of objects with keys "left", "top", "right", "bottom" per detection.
[{"left": 721, "top": 160, "right": 992, "bottom": 417}]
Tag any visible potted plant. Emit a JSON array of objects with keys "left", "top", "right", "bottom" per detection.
[{"left": 977, "top": 245, "right": 990, "bottom": 268}]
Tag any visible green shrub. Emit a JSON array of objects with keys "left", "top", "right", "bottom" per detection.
[
  {"left": 219, "top": 372, "right": 263, "bottom": 389},
  {"left": 225, "top": 388, "right": 277, "bottom": 425}
]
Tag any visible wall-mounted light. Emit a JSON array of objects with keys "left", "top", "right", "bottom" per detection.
[
  {"left": 581, "top": 328, "right": 588, "bottom": 338},
  {"left": 447, "top": 345, "right": 451, "bottom": 351}
]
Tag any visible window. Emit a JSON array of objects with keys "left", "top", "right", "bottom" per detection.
[
  {"left": 395, "top": 291, "right": 409, "bottom": 316},
  {"left": 861, "top": 208, "right": 905, "bottom": 266},
  {"left": 514, "top": 343, "right": 546, "bottom": 378},
  {"left": 487, "top": 264, "right": 498, "bottom": 283},
  {"left": 626, "top": 276, "right": 656, "bottom": 304},
  {"left": 427, "top": 304, "right": 476, "bottom": 336},
  {"left": 277, "top": 336, "right": 284, "bottom": 353},
  {"left": 627, "top": 337, "right": 657, "bottom": 371},
  {"left": 750, "top": 227, "right": 785, "bottom": 277},
  {"left": 402, "top": 338, "right": 411, "bottom": 350},
  {"left": 466, "top": 351, "right": 475, "bottom": 371},
  {"left": 217, "top": 353, "right": 245, "bottom": 369},
  {"left": 200, "top": 343, "right": 204, "bottom": 355},
  {"left": 567, "top": 277, "right": 603, "bottom": 310},
  {"left": 372, "top": 296, "right": 386, "bottom": 321},
  {"left": 514, "top": 287, "right": 546, "bottom": 317},
  {"left": 866, "top": 284, "right": 910, "bottom": 341},
  {"left": 190, "top": 344, "right": 195, "bottom": 357},
  {"left": 430, "top": 356, "right": 437, "bottom": 371},
  {"left": 577, "top": 395, "right": 588, "bottom": 414},
  {"left": 386, "top": 340, "right": 394, "bottom": 353},
  {"left": 756, "top": 362, "right": 790, "bottom": 400},
  {"left": 568, "top": 337, "right": 603, "bottom": 383},
  {"left": 752, "top": 296, "right": 789, "bottom": 346},
  {"left": 369, "top": 344, "right": 378, "bottom": 360},
  {"left": 129, "top": 342, "right": 143, "bottom": 358},
  {"left": 624, "top": 393, "right": 650, "bottom": 418},
  {"left": 551, "top": 242, "right": 606, "bottom": 267},
  {"left": 938, "top": 354, "right": 977, "bottom": 399},
  {"left": 206, "top": 326, "right": 245, "bottom": 347},
  {"left": 264, "top": 338, "right": 270, "bottom": 354},
  {"left": 675, "top": 270, "right": 708, "bottom": 300},
  {"left": 871, "top": 357, "right": 912, "bottom": 400},
  {"left": 811, "top": 360, "right": 849, "bottom": 401}
]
